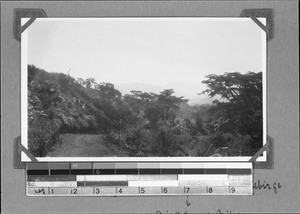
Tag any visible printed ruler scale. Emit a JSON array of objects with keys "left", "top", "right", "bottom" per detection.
[{"left": 26, "top": 162, "right": 253, "bottom": 196}]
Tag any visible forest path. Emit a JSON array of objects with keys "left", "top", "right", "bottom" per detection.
[{"left": 46, "top": 134, "right": 128, "bottom": 157}]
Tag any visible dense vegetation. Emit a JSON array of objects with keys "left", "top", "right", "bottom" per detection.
[{"left": 27, "top": 65, "right": 263, "bottom": 157}]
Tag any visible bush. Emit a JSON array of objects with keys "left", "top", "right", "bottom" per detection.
[
  {"left": 28, "top": 115, "right": 61, "bottom": 157},
  {"left": 105, "top": 121, "right": 195, "bottom": 157}
]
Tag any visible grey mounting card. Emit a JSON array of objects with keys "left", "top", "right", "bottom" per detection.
[{"left": 1, "top": 1, "right": 299, "bottom": 214}]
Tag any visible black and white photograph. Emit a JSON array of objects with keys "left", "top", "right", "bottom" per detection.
[
  {"left": 2, "top": 1, "right": 299, "bottom": 213},
  {"left": 21, "top": 18, "right": 266, "bottom": 160}
]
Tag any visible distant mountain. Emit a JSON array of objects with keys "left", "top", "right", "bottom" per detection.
[
  {"left": 188, "top": 96, "right": 213, "bottom": 105},
  {"left": 115, "top": 83, "right": 165, "bottom": 96},
  {"left": 115, "top": 81, "right": 212, "bottom": 105}
]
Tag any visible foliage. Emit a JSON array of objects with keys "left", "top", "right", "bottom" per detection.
[
  {"left": 200, "top": 72, "right": 263, "bottom": 151},
  {"left": 27, "top": 65, "right": 124, "bottom": 155},
  {"left": 105, "top": 89, "right": 190, "bottom": 156},
  {"left": 28, "top": 91, "right": 61, "bottom": 156},
  {"left": 105, "top": 122, "right": 194, "bottom": 157},
  {"left": 28, "top": 64, "right": 263, "bottom": 157}
]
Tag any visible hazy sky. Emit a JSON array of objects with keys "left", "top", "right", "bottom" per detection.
[{"left": 25, "top": 18, "right": 265, "bottom": 104}]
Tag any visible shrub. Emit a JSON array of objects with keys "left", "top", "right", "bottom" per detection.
[{"left": 28, "top": 115, "right": 61, "bottom": 157}]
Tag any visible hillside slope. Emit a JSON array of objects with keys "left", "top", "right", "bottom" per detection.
[{"left": 28, "top": 65, "right": 129, "bottom": 156}]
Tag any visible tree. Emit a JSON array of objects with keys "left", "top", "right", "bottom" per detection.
[
  {"left": 28, "top": 65, "right": 38, "bottom": 83},
  {"left": 85, "top": 78, "right": 96, "bottom": 89},
  {"left": 125, "top": 89, "right": 188, "bottom": 127},
  {"left": 157, "top": 89, "right": 189, "bottom": 122},
  {"left": 201, "top": 72, "right": 263, "bottom": 150},
  {"left": 96, "top": 82, "right": 122, "bottom": 99},
  {"left": 75, "top": 78, "right": 85, "bottom": 86}
]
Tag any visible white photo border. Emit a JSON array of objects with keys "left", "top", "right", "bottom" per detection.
[{"left": 21, "top": 17, "right": 267, "bottom": 162}]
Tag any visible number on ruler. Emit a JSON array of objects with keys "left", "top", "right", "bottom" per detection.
[
  {"left": 139, "top": 187, "right": 145, "bottom": 194},
  {"left": 70, "top": 188, "right": 78, "bottom": 194},
  {"left": 95, "top": 187, "right": 100, "bottom": 194},
  {"left": 95, "top": 169, "right": 101, "bottom": 175},
  {"left": 49, "top": 188, "right": 54, "bottom": 194},
  {"left": 117, "top": 188, "right": 123, "bottom": 194},
  {"left": 184, "top": 187, "right": 190, "bottom": 194},
  {"left": 230, "top": 187, "right": 235, "bottom": 193},
  {"left": 162, "top": 187, "right": 168, "bottom": 194},
  {"left": 207, "top": 187, "right": 213, "bottom": 193}
]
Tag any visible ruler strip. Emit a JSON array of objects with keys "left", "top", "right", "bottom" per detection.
[
  {"left": 77, "top": 175, "right": 178, "bottom": 181},
  {"left": 28, "top": 175, "right": 76, "bottom": 182},
  {"left": 179, "top": 180, "right": 230, "bottom": 186},
  {"left": 27, "top": 186, "right": 253, "bottom": 196},
  {"left": 28, "top": 181, "right": 77, "bottom": 187},
  {"left": 178, "top": 175, "right": 229, "bottom": 180},
  {"left": 128, "top": 180, "right": 179, "bottom": 187},
  {"left": 27, "top": 168, "right": 252, "bottom": 176},
  {"left": 26, "top": 162, "right": 253, "bottom": 196},
  {"left": 27, "top": 162, "right": 252, "bottom": 170},
  {"left": 85, "top": 181, "right": 128, "bottom": 186}
]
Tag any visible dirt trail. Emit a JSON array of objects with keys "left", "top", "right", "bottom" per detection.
[{"left": 46, "top": 134, "right": 128, "bottom": 157}]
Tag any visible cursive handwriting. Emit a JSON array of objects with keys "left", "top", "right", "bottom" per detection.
[
  {"left": 186, "top": 196, "right": 191, "bottom": 207},
  {"left": 253, "top": 179, "right": 282, "bottom": 194}
]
